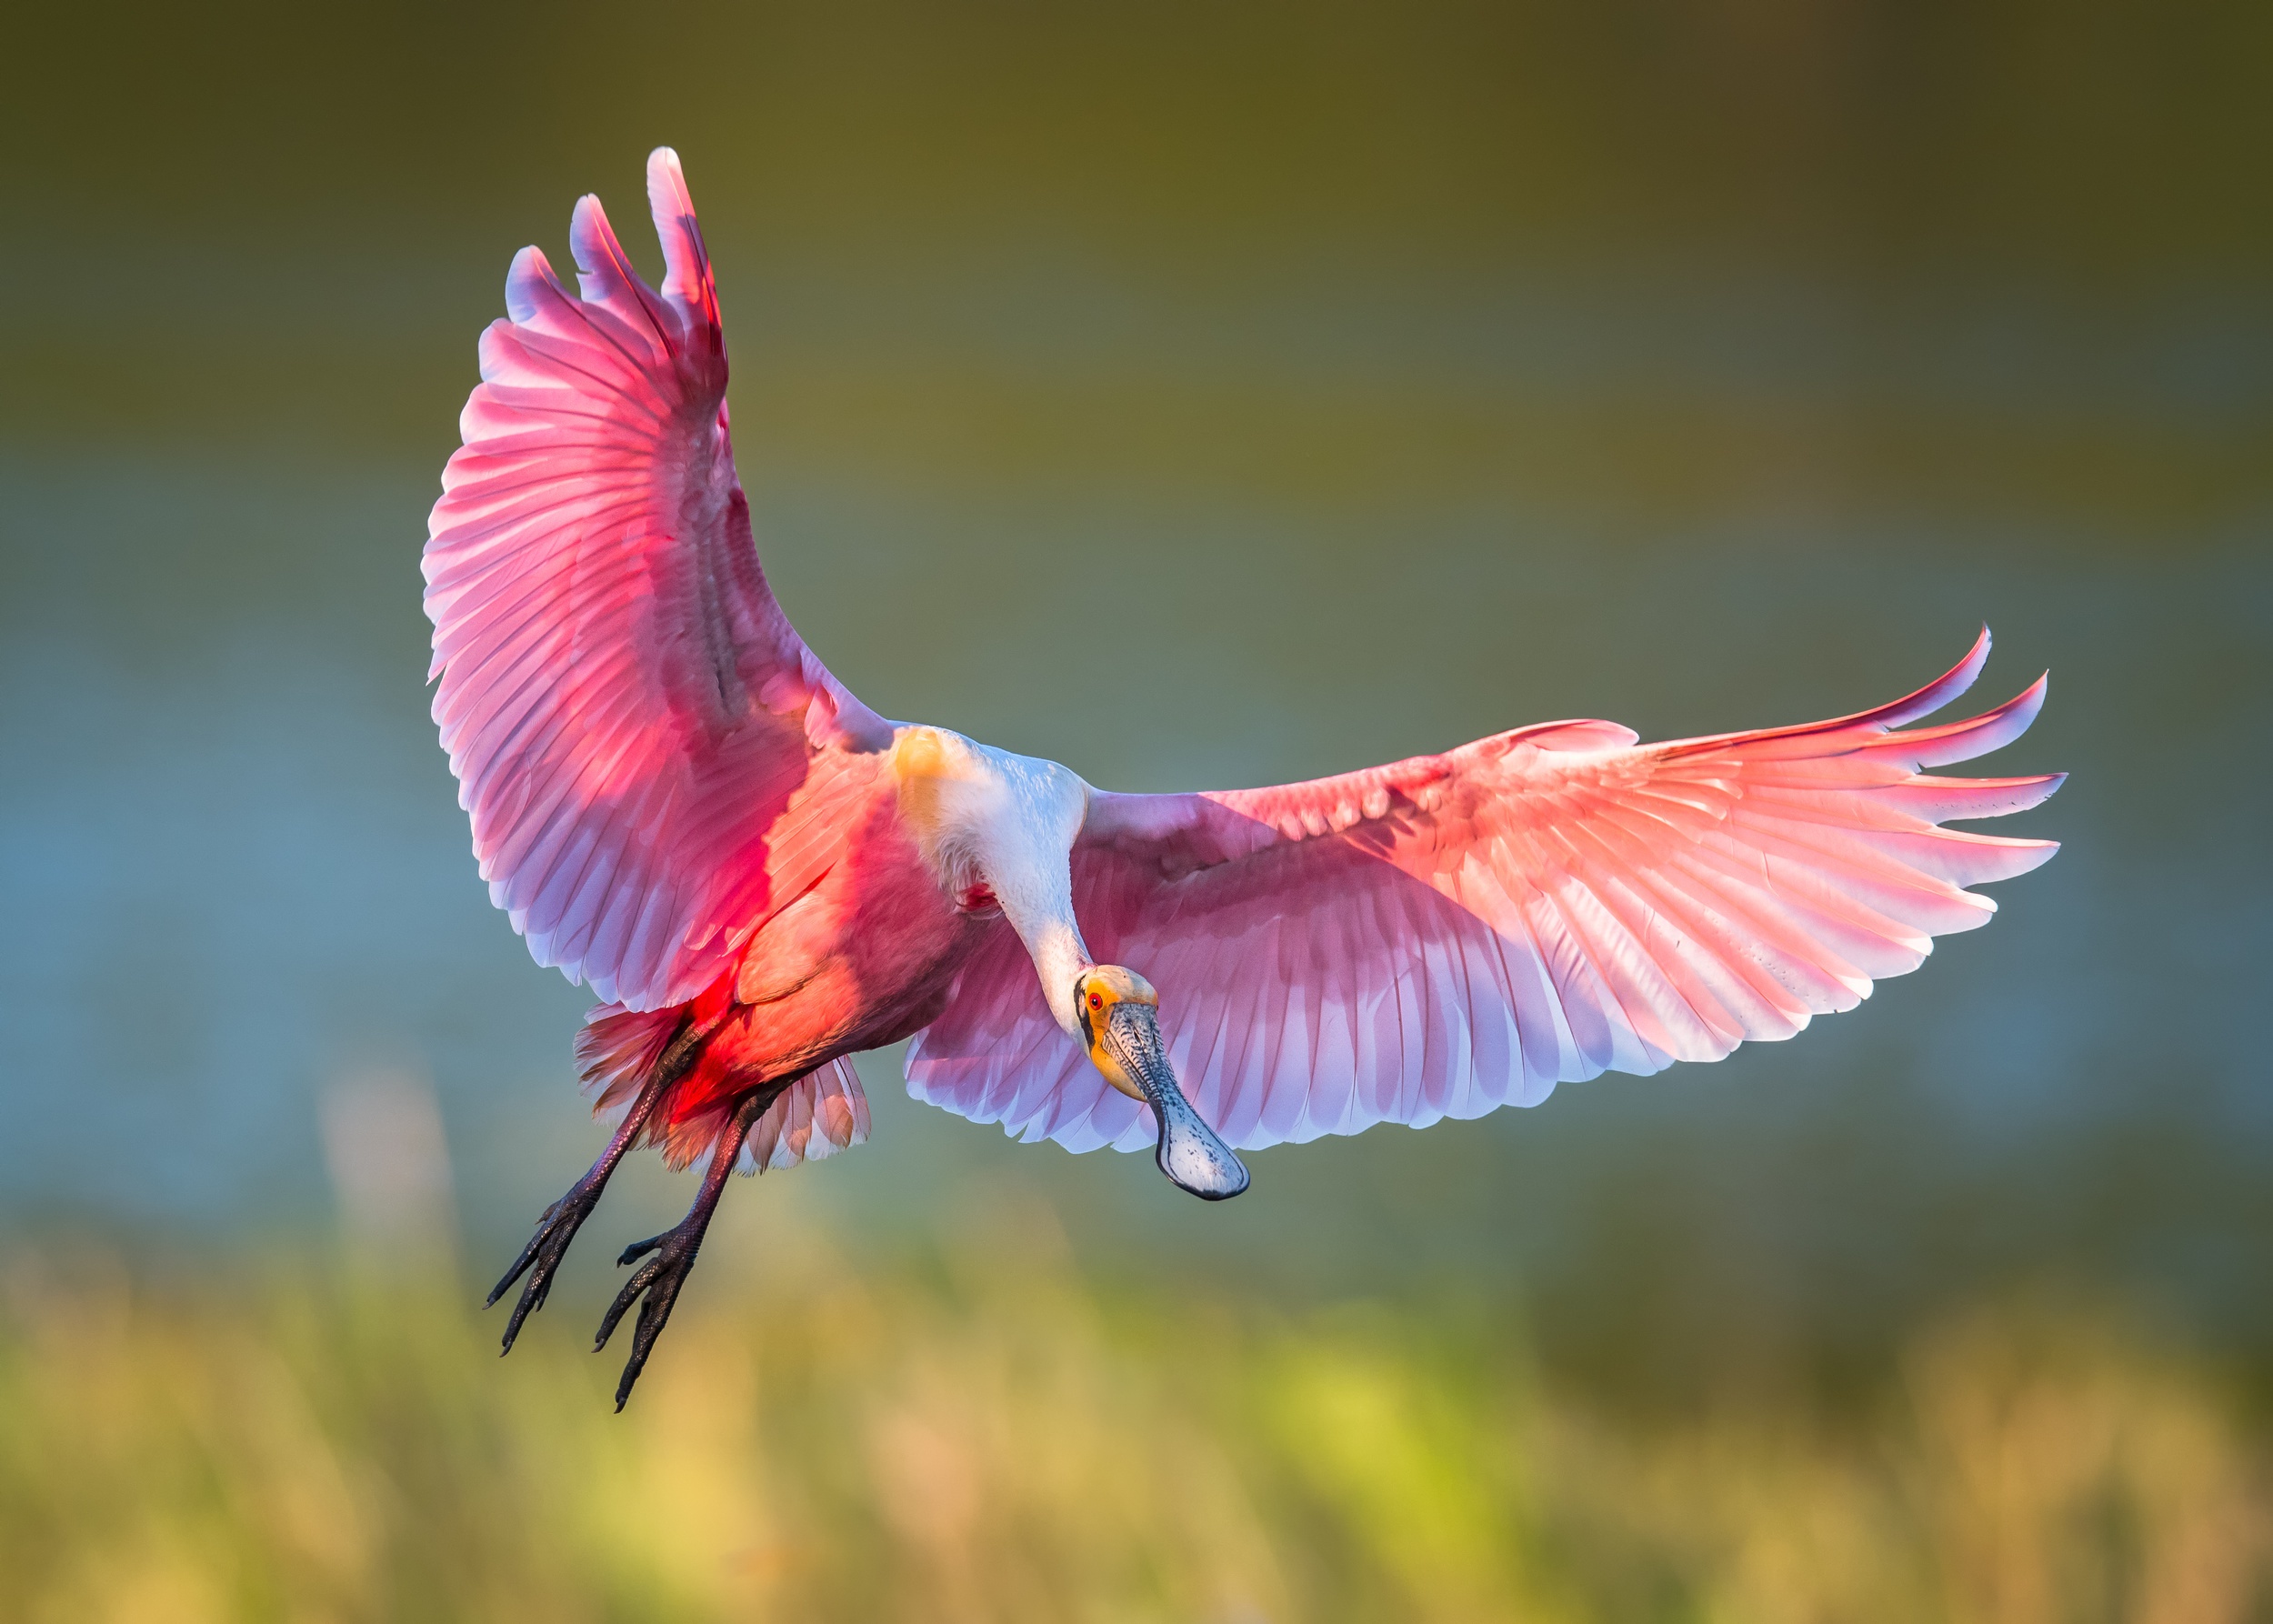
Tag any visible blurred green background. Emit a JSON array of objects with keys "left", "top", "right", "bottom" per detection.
[{"left": 1, "top": 1, "right": 2268, "bottom": 1617}]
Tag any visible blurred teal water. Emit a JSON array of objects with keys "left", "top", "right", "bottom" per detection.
[{"left": 0, "top": 0, "right": 2266, "bottom": 1398}]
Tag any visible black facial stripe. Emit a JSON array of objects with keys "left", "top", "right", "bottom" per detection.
[{"left": 1075, "top": 977, "right": 1095, "bottom": 1047}]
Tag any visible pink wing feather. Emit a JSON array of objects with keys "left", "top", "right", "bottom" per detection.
[
  {"left": 906, "top": 631, "right": 2061, "bottom": 1153},
  {"left": 425, "top": 148, "right": 891, "bottom": 1011}
]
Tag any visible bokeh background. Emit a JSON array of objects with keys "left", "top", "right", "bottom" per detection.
[{"left": 2, "top": 2, "right": 2268, "bottom": 1618}]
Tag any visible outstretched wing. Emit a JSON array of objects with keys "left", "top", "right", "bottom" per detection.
[
  {"left": 906, "top": 632, "right": 2061, "bottom": 1153},
  {"left": 425, "top": 148, "right": 891, "bottom": 1011}
]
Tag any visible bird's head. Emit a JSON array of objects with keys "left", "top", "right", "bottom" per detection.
[
  {"left": 1073, "top": 964, "right": 1249, "bottom": 1200},
  {"left": 1073, "top": 964, "right": 1159, "bottom": 1098}
]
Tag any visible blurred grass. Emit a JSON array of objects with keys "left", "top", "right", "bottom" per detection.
[{"left": 2, "top": 1214, "right": 2264, "bottom": 1623}]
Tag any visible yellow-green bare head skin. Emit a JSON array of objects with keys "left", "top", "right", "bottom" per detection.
[{"left": 1074, "top": 965, "right": 1158, "bottom": 1100}]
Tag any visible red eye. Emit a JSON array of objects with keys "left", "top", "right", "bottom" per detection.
[{"left": 1088, "top": 992, "right": 1104, "bottom": 1010}]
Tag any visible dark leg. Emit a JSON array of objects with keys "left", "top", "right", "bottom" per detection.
[
  {"left": 486, "top": 1019, "right": 702, "bottom": 1355},
  {"left": 595, "top": 1081, "right": 786, "bottom": 1411}
]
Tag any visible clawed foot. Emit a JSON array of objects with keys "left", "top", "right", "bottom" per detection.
[
  {"left": 595, "top": 1222, "right": 708, "bottom": 1410},
  {"left": 492, "top": 1079, "right": 768, "bottom": 1410},
  {"left": 486, "top": 1178, "right": 606, "bottom": 1355}
]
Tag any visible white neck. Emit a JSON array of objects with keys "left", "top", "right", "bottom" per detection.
[{"left": 891, "top": 727, "right": 1095, "bottom": 1036}]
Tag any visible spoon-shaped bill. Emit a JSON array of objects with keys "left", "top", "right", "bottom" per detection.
[{"left": 1102, "top": 1001, "right": 1250, "bottom": 1199}]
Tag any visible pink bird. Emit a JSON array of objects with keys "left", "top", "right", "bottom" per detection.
[{"left": 426, "top": 150, "right": 2063, "bottom": 1407}]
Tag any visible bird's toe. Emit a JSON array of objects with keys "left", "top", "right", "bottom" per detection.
[{"left": 489, "top": 1178, "right": 606, "bottom": 1354}]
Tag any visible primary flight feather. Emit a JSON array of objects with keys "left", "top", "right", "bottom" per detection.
[{"left": 426, "top": 149, "right": 2061, "bottom": 1407}]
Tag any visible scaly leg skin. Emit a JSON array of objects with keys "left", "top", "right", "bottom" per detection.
[
  {"left": 486, "top": 1021, "right": 701, "bottom": 1355},
  {"left": 596, "top": 1081, "right": 785, "bottom": 1411}
]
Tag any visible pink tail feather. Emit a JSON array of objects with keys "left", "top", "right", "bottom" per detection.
[{"left": 576, "top": 997, "right": 868, "bottom": 1174}]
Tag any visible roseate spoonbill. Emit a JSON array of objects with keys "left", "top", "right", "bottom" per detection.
[{"left": 426, "top": 149, "right": 2062, "bottom": 1407}]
